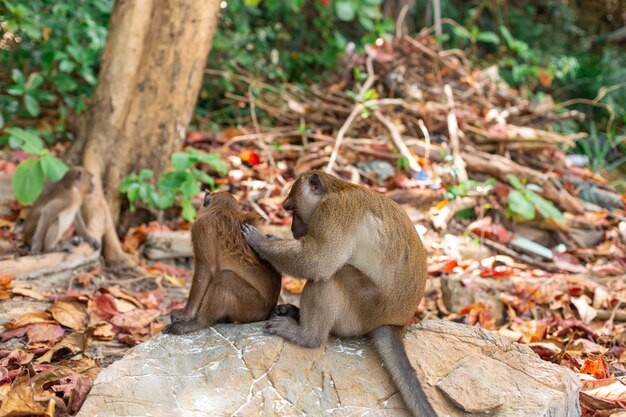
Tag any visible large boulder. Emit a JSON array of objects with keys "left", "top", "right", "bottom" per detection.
[{"left": 78, "top": 320, "right": 580, "bottom": 417}]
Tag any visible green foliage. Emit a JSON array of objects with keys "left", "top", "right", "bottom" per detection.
[
  {"left": 199, "top": 0, "right": 393, "bottom": 124},
  {"left": 575, "top": 124, "right": 626, "bottom": 173},
  {"left": 445, "top": 178, "right": 495, "bottom": 200},
  {"left": 0, "top": 0, "right": 111, "bottom": 133},
  {"left": 505, "top": 174, "right": 564, "bottom": 222},
  {"left": 119, "top": 149, "right": 227, "bottom": 221},
  {"left": 4, "top": 128, "right": 69, "bottom": 204}
]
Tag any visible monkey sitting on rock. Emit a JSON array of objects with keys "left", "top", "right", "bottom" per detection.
[
  {"left": 23, "top": 166, "right": 100, "bottom": 254},
  {"left": 242, "top": 170, "right": 437, "bottom": 417},
  {"left": 164, "top": 191, "right": 281, "bottom": 335}
]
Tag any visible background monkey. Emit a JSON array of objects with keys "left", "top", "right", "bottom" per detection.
[
  {"left": 23, "top": 166, "right": 100, "bottom": 254},
  {"left": 242, "top": 171, "right": 437, "bottom": 417},
  {"left": 164, "top": 191, "right": 281, "bottom": 335}
]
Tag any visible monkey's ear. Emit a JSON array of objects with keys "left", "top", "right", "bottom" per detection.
[
  {"left": 203, "top": 193, "right": 211, "bottom": 207},
  {"left": 308, "top": 173, "right": 324, "bottom": 195}
]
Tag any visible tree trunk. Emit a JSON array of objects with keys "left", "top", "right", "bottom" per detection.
[{"left": 69, "top": 0, "right": 221, "bottom": 265}]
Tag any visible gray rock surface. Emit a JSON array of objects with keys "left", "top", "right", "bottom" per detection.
[{"left": 78, "top": 320, "right": 581, "bottom": 417}]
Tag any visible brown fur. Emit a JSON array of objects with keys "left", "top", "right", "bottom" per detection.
[
  {"left": 163, "top": 191, "right": 281, "bottom": 335},
  {"left": 242, "top": 171, "right": 436, "bottom": 417},
  {"left": 23, "top": 166, "right": 99, "bottom": 254}
]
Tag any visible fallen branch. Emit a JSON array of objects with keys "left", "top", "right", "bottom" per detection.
[
  {"left": 373, "top": 110, "right": 422, "bottom": 172},
  {"left": 0, "top": 243, "right": 100, "bottom": 280}
]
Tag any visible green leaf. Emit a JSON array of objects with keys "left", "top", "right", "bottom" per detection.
[
  {"left": 243, "top": 0, "right": 262, "bottom": 6},
  {"left": 139, "top": 169, "right": 154, "bottom": 180},
  {"left": 526, "top": 191, "right": 565, "bottom": 222},
  {"left": 59, "top": 60, "right": 76, "bottom": 73},
  {"left": 453, "top": 26, "right": 472, "bottom": 40},
  {"left": 13, "top": 158, "right": 44, "bottom": 205},
  {"left": 26, "top": 73, "right": 44, "bottom": 90},
  {"left": 171, "top": 152, "right": 194, "bottom": 171},
  {"left": 6, "top": 86, "right": 24, "bottom": 96},
  {"left": 0, "top": 113, "right": 4, "bottom": 130},
  {"left": 158, "top": 171, "right": 187, "bottom": 191},
  {"left": 24, "top": 95, "right": 40, "bottom": 117},
  {"left": 336, "top": 0, "right": 355, "bottom": 21},
  {"left": 5, "top": 128, "right": 45, "bottom": 154},
  {"left": 179, "top": 175, "right": 201, "bottom": 199},
  {"left": 156, "top": 193, "right": 176, "bottom": 210},
  {"left": 475, "top": 31, "right": 500, "bottom": 44},
  {"left": 193, "top": 169, "right": 215, "bottom": 189},
  {"left": 506, "top": 173, "right": 523, "bottom": 190},
  {"left": 40, "top": 155, "right": 69, "bottom": 182},
  {"left": 180, "top": 199, "right": 196, "bottom": 221},
  {"left": 507, "top": 190, "right": 535, "bottom": 220},
  {"left": 11, "top": 69, "right": 25, "bottom": 86}
]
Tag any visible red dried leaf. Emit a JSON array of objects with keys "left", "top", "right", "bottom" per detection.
[
  {"left": 26, "top": 324, "right": 64, "bottom": 344},
  {"left": 0, "top": 274, "right": 13, "bottom": 290},
  {"left": 0, "top": 349, "right": 34, "bottom": 368},
  {"left": 1, "top": 327, "right": 28, "bottom": 342},
  {"left": 88, "top": 293, "right": 119, "bottom": 323},
  {"left": 427, "top": 259, "right": 458, "bottom": 276},
  {"left": 580, "top": 357, "right": 609, "bottom": 379},
  {"left": 110, "top": 309, "right": 160, "bottom": 330},
  {"left": 468, "top": 217, "right": 512, "bottom": 244},
  {"left": 51, "top": 374, "right": 93, "bottom": 414}
]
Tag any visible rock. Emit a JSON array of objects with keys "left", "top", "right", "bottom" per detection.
[
  {"left": 78, "top": 320, "right": 580, "bottom": 417},
  {"left": 437, "top": 362, "right": 505, "bottom": 413}
]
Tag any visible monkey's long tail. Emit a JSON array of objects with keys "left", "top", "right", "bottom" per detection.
[{"left": 370, "top": 325, "right": 438, "bottom": 417}]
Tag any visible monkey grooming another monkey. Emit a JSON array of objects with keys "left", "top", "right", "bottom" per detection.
[
  {"left": 163, "top": 191, "right": 281, "bottom": 335},
  {"left": 23, "top": 166, "right": 100, "bottom": 254},
  {"left": 242, "top": 171, "right": 437, "bottom": 417}
]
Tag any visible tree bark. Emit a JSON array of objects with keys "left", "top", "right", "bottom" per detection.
[{"left": 69, "top": 0, "right": 221, "bottom": 265}]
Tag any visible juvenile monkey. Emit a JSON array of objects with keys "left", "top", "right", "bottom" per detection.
[
  {"left": 163, "top": 191, "right": 281, "bottom": 335},
  {"left": 242, "top": 171, "right": 437, "bottom": 417},
  {"left": 23, "top": 166, "right": 100, "bottom": 254}
]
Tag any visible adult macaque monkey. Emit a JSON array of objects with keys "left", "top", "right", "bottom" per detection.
[
  {"left": 24, "top": 166, "right": 100, "bottom": 254},
  {"left": 164, "top": 191, "right": 281, "bottom": 335},
  {"left": 242, "top": 170, "right": 437, "bottom": 417}
]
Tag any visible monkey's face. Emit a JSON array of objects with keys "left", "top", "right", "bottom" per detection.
[
  {"left": 69, "top": 167, "right": 95, "bottom": 194},
  {"left": 284, "top": 172, "right": 325, "bottom": 235}
]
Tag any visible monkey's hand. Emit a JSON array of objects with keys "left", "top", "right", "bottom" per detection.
[{"left": 241, "top": 223, "right": 267, "bottom": 252}]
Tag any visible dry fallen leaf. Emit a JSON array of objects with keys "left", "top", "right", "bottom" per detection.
[
  {"left": 572, "top": 295, "right": 598, "bottom": 324},
  {"left": 51, "top": 373, "right": 93, "bottom": 415},
  {"left": 11, "top": 287, "right": 47, "bottom": 301},
  {"left": 109, "top": 309, "right": 160, "bottom": 330},
  {"left": 37, "top": 332, "right": 88, "bottom": 364},
  {"left": 87, "top": 293, "right": 119, "bottom": 324},
  {"left": 92, "top": 323, "right": 116, "bottom": 341},
  {"left": 4, "top": 312, "right": 55, "bottom": 329},
  {"left": 26, "top": 323, "right": 64, "bottom": 344},
  {"left": 48, "top": 301, "right": 88, "bottom": 331}
]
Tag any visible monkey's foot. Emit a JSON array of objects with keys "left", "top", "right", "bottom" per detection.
[
  {"left": 272, "top": 304, "right": 300, "bottom": 321},
  {"left": 170, "top": 308, "right": 193, "bottom": 324},
  {"left": 162, "top": 321, "right": 207, "bottom": 335},
  {"left": 85, "top": 236, "right": 101, "bottom": 250},
  {"left": 263, "top": 316, "right": 323, "bottom": 348}
]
